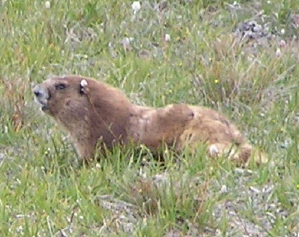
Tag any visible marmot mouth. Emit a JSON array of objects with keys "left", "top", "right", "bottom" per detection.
[{"left": 41, "top": 105, "right": 49, "bottom": 111}]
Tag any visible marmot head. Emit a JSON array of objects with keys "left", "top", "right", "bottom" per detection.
[
  {"left": 33, "top": 75, "right": 132, "bottom": 143},
  {"left": 33, "top": 75, "right": 134, "bottom": 159},
  {"left": 33, "top": 76, "right": 91, "bottom": 117}
]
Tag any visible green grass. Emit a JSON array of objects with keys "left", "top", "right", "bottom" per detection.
[{"left": 1, "top": 0, "right": 299, "bottom": 236}]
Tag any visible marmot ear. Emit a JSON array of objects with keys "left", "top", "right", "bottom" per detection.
[{"left": 80, "top": 79, "right": 88, "bottom": 95}]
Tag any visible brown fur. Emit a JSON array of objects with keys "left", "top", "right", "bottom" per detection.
[{"left": 33, "top": 75, "right": 266, "bottom": 164}]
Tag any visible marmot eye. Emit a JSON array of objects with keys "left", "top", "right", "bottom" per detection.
[{"left": 55, "top": 84, "right": 66, "bottom": 90}]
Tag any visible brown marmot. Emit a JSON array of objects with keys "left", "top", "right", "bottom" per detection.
[{"left": 33, "top": 75, "right": 266, "bottom": 164}]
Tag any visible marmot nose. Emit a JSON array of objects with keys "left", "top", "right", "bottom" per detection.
[
  {"left": 33, "top": 85, "right": 50, "bottom": 101},
  {"left": 33, "top": 86, "right": 43, "bottom": 97},
  {"left": 33, "top": 89, "right": 41, "bottom": 97}
]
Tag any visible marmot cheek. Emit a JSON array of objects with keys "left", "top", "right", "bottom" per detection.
[{"left": 64, "top": 99, "right": 81, "bottom": 112}]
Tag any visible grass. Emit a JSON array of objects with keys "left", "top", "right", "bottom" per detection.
[{"left": 1, "top": 0, "right": 299, "bottom": 236}]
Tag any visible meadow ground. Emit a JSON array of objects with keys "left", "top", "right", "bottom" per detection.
[{"left": 0, "top": 0, "right": 299, "bottom": 236}]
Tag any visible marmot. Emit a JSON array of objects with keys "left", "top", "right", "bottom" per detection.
[{"left": 33, "top": 75, "right": 266, "bottom": 164}]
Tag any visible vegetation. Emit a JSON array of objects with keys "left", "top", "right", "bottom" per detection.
[{"left": 0, "top": 0, "right": 298, "bottom": 236}]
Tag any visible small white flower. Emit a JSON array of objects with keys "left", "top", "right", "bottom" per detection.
[
  {"left": 16, "top": 225, "right": 24, "bottom": 234},
  {"left": 164, "top": 34, "right": 171, "bottom": 42},
  {"left": 80, "top": 79, "right": 88, "bottom": 87},
  {"left": 121, "top": 37, "right": 131, "bottom": 50},
  {"left": 122, "top": 37, "right": 130, "bottom": 45},
  {"left": 276, "top": 48, "right": 282, "bottom": 56},
  {"left": 220, "top": 185, "right": 228, "bottom": 193},
  {"left": 45, "top": 1, "right": 50, "bottom": 9},
  {"left": 132, "top": 1, "right": 141, "bottom": 14},
  {"left": 281, "top": 28, "right": 285, "bottom": 35}
]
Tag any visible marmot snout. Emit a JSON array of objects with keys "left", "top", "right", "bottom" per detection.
[{"left": 33, "top": 85, "right": 50, "bottom": 111}]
